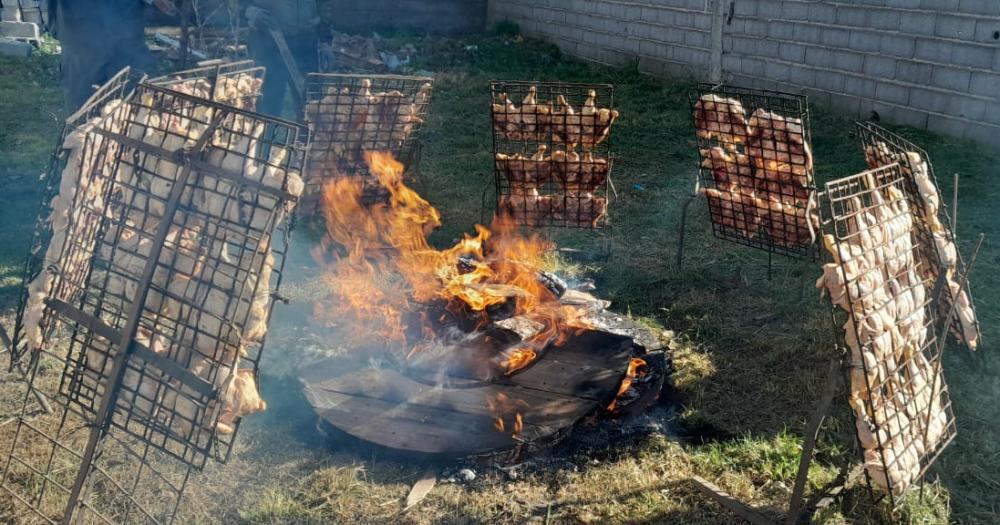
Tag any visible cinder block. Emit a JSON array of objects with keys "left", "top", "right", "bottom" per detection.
[
  {"left": 884, "top": 0, "right": 922, "bottom": 7},
  {"left": 722, "top": 54, "right": 742, "bottom": 72},
  {"left": 898, "top": 12, "right": 935, "bottom": 35},
  {"left": 973, "top": 20, "right": 1000, "bottom": 43},
  {"left": 692, "top": 13, "right": 713, "bottom": 30},
  {"left": 863, "top": 55, "right": 897, "bottom": 78},
  {"left": 963, "top": 122, "right": 1000, "bottom": 148},
  {"left": 769, "top": 21, "right": 796, "bottom": 40},
  {"left": 881, "top": 34, "right": 916, "bottom": 58},
  {"left": 788, "top": 66, "right": 817, "bottom": 86},
  {"left": 844, "top": 75, "right": 877, "bottom": 98},
  {"left": 924, "top": 0, "right": 960, "bottom": 10},
  {"left": 849, "top": 30, "right": 882, "bottom": 53},
  {"left": 764, "top": 61, "right": 791, "bottom": 82},
  {"left": 981, "top": 103, "right": 1000, "bottom": 125},
  {"left": 936, "top": 15, "right": 977, "bottom": 40},
  {"left": 744, "top": 19, "right": 769, "bottom": 37},
  {"left": 958, "top": 0, "right": 1000, "bottom": 16},
  {"left": 834, "top": 50, "right": 865, "bottom": 72},
  {"left": 815, "top": 69, "right": 847, "bottom": 92},
  {"left": 949, "top": 43, "right": 994, "bottom": 69},
  {"left": 870, "top": 9, "right": 900, "bottom": 31},
  {"left": 926, "top": 114, "right": 969, "bottom": 137},
  {"left": 829, "top": 93, "right": 862, "bottom": 115},
  {"left": 752, "top": 37, "right": 781, "bottom": 57},
  {"left": 809, "top": 2, "right": 838, "bottom": 24},
  {"left": 914, "top": 38, "right": 952, "bottom": 63},
  {"left": 836, "top": 6, "right": 868, "bottom": 27},
  {"left": 742, "top": 57, "right": 767, "bottom": 76},
  {"left": 782, "top": 1, "right": 811, "bottom": 21},
  {"left": 870, "top": 102, "right": 929, "bottom": 129},
  {"left": 686, "top": 30, "right": 710, "bottom": 49},
  {"left": 805, "top": 46, "right": 837, "bottom": 68},
  {"left": 0, "top": 37, "right": 31, "bottom": 57},
  {"left": 895, "top": 61, "right": 933, "bottom": 84},
  {"left": 734, "top": 0, "right": 758, "bottom": 16},
  {"left": 820, "top": 28, "right": 851, "bottom": 47},
  {"left": 948, "top": 96, "right": 988, "bottom": 121},
  {"left": 930, "top": 66, "right": 972, "bottom": 92},
  {"left": 779, "top": 42, "right": 807, "bottom": 62},
  {"left": 910, "top": 87, "right": 951, "bottom": 113},
  {"left": 876, "top": 81, "right": 911, "bottom": 104},
  {"left": 969, "top": 72, "right": 999, "bottom": 98},
  {"left": 792, "top": 22, "right": 822, "bottom": 45},
  {"left": 801, "top": 87, "right": 832, "bottom": 106},
  {"left": 0, "top": 21, "right": 41, "bottom": 42}
]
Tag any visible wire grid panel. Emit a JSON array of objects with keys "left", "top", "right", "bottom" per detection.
[
  {"left": 303, "top": 73, "right": 433, "bottom": 205},
  {"left": 10, "top": 68, "right": 134, "bottom": 367},
  {"left": 690, "top": 83, "right": 819, "bottom": 259},
  {"left": 1, "top": 404, "right": 195, "bottom": 524},
  {"left": 855, "top": 121, "right": 981, "bottom": 351},
  {"left": 147, "top": 60, "right": 265, "bottom": 112},
  {"left": 491, "top": 80, "right": 616, "bottom": 229},
  {"left": 820, "top": 164, "right": 956, "bottom": 507},
  {"left": 7, "top": 82, "right": 303, "bottom": 475}
]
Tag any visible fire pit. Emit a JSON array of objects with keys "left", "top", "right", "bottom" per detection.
[{"left": 299, "top": 151, "right": 664, "bottom": 458}]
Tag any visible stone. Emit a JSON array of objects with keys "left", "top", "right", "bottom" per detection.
[{"left": 0, "top": 37, "right": 32, "bottom": 57}]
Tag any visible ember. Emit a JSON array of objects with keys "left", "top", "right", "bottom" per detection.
[{"left": 608, "top": 357, "right": 647, "bottom": 411}]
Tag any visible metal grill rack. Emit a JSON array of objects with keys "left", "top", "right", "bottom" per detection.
[
  {"left": 302, "top": 73, "right": 433, "bottom": 208},
  {"left": 147, "top": 60, "right": 266, "bottom": 111},
  {"left": 7, "top": 69, "right": 135, "bottom": 371},
  {"left": 1, "top": 81, "right": 304, "bottom": 524},
  {"left": 819, "top": 164, "right": 957, "bottom": 509},
  {"left": 855, "top": 121, "right": 981, "bottom": 352},
  {"left": 684, "top": 83, "right": 819, "bottom": 262},
  {"left": 489, "top": 81, "right": 616, "bottom": 229}
]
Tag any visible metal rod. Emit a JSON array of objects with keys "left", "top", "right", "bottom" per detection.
[
  {"left": 692, "top": 475, "right": 777, "bottom": 525},
  {"left": 951, "top": 173, "right": 958, "bottom": 234},
  {"left": 675, "top": 193, "right": 698, "bottom": 269},
  {"left": 60, "top": 114, "right": 225, "bottom": 525},
  {"left": 786, "top": 358, "right": 841, "bottom": 525}
]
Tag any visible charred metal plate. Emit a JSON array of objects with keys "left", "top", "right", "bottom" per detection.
[{"left": 300, "top": 329, "right": 636, "bottom": 457}]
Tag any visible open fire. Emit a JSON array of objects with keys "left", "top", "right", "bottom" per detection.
[
  {"left": 312, "top": 151, "right": 591, "bottom": 378},
  {"left": 300, "top": 151, "right": 662, "bottom": 454}
]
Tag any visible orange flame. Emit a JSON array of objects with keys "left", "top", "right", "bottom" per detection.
[
  {"left": 487, "top": 392, "right": 528, "bottom": 437},
  {"left": 607, "top": 358, "right": 647, "bottom": 412},
  {"left": 501, "top": 347, "right": 537, "bottom": 375},
  {"left": 314, "top": 151, "right": 589, "bottom": 356}
]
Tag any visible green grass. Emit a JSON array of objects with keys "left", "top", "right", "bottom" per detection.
[
  {"left": 0, "top": 53, "right": 63, "bottom": 307},
  {"left": 1, "top": 32, "right": 998, "bottom": 524}
]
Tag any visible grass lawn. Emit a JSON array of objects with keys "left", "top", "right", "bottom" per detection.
[{"left": 0, "top": 31, "right": 998, "bottom": 524}]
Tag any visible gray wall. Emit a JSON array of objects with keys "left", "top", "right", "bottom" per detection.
[
  {"left": 487, "top": 0, "right": 1000, "bottom": 147},
  {"left": 323, "top": 0, "right": 487, "bottom": 34}
]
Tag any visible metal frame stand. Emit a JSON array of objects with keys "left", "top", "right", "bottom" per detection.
[{"left": 692, "top": 358, "right": 852, "bottom": 525}]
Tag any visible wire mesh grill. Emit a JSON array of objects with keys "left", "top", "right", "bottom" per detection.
[
  {"left": 855, "top": 122, "right": 981, "bottom": 352},
  {"left": 818, "top": 164, "right": 956, "bottom": 508},
  {"left": 490, "top": 81, "right": 616, "bottom": 229},
  {"left": 147, "top": 60, "right": 265, "bottom": 112},
  {"left": 10, "top": 68, "right": 135, "bottom": 368},
  {"left": 303, "top": 73, "right": 433, "bottom": 208},
  {"left": 2, "top": 79, "right": 304, "bottom": 524},
  {"left": 690, "top": 83, "right": 818, "bottom": 258}
]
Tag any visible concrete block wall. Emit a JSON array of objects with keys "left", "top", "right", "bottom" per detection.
[
  {"left": 488, "top": 0, "right": 1000, "bottom": 147},
  {"left": 321, "top": 0, "right": 487, "bottom": 34}
]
